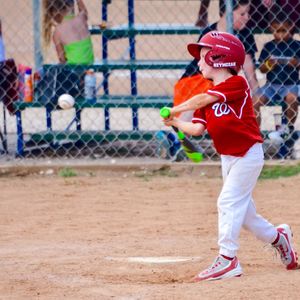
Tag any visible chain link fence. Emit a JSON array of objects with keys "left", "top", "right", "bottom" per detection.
[{"left": 0, "top": 0, "right": 299, "bottom": 161}]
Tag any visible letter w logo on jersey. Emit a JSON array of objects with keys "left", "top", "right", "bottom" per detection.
[{"left": 212, "top": 102, "right": 230, "bottom": 117}]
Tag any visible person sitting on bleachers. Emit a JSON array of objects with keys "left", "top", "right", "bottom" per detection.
[
  {"left": 253, "top": 12, "right": 300, "bottom": 158},
  {"left": 42, "top": 0, "right": 94, "bottom": 65},
  {"left": 38, "top": 0, "right": 95, "bottom": 106}
]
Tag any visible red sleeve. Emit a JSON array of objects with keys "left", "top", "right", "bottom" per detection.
[
  {"left": 192, "top": 108, "right": 207, "bottom": 127},
  {"left": 206, "top": 76, "right": 249, "bottom": 103}
]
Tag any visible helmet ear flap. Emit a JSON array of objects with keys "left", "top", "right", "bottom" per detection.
[
  {"left": 204, "top": 49, "right": 215, "bottom": 67},
  {"left": 205, "top": 49, "right": 227, "bottom": 67}
]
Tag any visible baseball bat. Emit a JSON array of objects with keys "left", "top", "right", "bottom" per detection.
[{"left": 160, "top": 107, "right": 203, "bottom": 163}]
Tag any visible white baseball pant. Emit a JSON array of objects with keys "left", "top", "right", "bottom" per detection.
[{"left": 218, "top": 142, "right": 278, "bottom": 258}]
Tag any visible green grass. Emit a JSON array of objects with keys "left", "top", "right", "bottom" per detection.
[
  {"left": 58, "top": 167, "right": 77, "bottom": 178},
  {"left": 259, "top": 164, "right": 300, "bottom": 180},
  {"left": 134, "top": 165, "right": 178, "bottom": 180}
]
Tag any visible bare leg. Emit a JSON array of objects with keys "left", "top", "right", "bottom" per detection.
[
  {"left": 195, "top": 0, "right": 211, "bottom": 27},
  {"left": 277, "top": 93, "right": 299, "bottom": 158},
  {"left": 252, "top": 94, "right": 267, "bottom": 126},
  {"left": 284, "top": 92, "right": 298, "bottom": 126}
]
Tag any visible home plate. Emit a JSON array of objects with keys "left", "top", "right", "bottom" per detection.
[{"left": 105, "top": 256, "right": 202, "bottom": 264}]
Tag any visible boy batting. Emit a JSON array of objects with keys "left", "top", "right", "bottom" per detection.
[{"left": 161, "top": 31, "right": 298, "bottom": 281}]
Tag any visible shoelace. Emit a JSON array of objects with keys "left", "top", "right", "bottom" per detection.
[
  {"left": 264, "top": 240, "right": 288, "bottom": 262},
  {"left": 200, "top": 259, "right": 218, "bottom": 275},
  {"left": 207, "top": 257, "right": 223, "bottom": 271},
  {"left": 276, "top": 244, "right": 288, "bottom": 261},
  {"left": 263, "top": 244, "right": 280, "bottom": 261},
  {"left": 275, "top": 232, "right": 289, "bottom": 260}
]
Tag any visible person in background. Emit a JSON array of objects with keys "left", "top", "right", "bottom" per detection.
[
  {"left": 195, "top": 0, "right": 212, "bottom": 28},
  {"left": 39, "top": 0, "right": 94, "bottom": 105},
  {"left": 162, "top": 31, "right": 298, "bottom": 281},
  {"left": 254, "top": 13, "right": 300, "bottom": 158},
  {"left": 0, "top": 18, "right": 18, "bottom": 155},
  {"left": 248, "top": 0, "right": 300, "bottom": 33},
  {"left": 195, "top": 1, "right": 300, "bottom": 33},
  {"left": 42, "top": 0, "right": 94, "bottom": 64},
  {"left": 0, "top": 18, "right": 18, "bottom": 115},
  {"left": 248, "top": 0, "right": 276, "bottom": 31},
  {"left": 195, "top": 0, "right": 280, "bottom": 31},
  {"left": 0, "top": 18, "right": 6, "bottom": 152},
  {"left": 0, "top": 19, "right": 5, "bottom": 62}
]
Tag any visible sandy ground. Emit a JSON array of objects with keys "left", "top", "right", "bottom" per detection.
[{"left": 0, "top": 165, "right": 300, "bottom": 299}]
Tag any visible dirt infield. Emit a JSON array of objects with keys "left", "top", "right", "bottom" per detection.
[{"left": 0, "top": 164, "right": 300, "bottom": 299}]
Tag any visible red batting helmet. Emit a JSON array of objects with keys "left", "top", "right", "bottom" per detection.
[{"left": 187, "top": 31, "right": 245, "bottom": 72}]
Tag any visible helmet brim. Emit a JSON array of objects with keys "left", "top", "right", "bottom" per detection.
[
  {"left": 187, "top": 43, "right": 201, "bottom": 60},
  {"left": 187, "top": 43, "right": 212, "bottom": 60}
]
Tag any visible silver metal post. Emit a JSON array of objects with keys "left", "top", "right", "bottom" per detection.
[
  {"left": 33, "top": 0, "right": 43, "bottom": 69},
  {"left": 226, "top": 0, "right": 234, "bottom": 34}
]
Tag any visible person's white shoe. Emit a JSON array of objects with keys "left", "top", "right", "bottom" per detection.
[
  {"left": 272, "top": 224, "right": 298, "bottom": 270},
  {"left": 194, "top": 255, "right": 242, "bottom": 282}
]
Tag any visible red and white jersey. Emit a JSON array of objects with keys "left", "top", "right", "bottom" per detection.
[{"left": 192, "top": 75, "right": 263, "bottom": 156}]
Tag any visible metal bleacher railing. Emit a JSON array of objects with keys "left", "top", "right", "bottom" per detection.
[{"left": 14, "top": 0, "right": 206, "bottom": 157}]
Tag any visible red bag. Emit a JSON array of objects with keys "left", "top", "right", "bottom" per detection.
[{"left": 0, "top": 59, "right": 18, "bottom": 114}]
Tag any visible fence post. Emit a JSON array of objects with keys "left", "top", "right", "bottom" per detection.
[
  {"left": 102, "top": 0, "right": 110, "bottom": 130},
  {"left": 225, "top": 0, "right": 234, "bottom": 34},
  {"left": 128, "top": 0, "right": 138, "bottom": 130},
  {"left": 32, "top": 0, "right": 43, "bottom": 70}
]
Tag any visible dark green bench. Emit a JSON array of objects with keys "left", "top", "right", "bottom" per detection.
[
  {"left": 14, "top": 95, "right": 173, "bottom": 156},
  {"left": 26, "top": 130, "right": 158, "bottom": 145},
  {"left": 15, "top": 95, "right": 173, "bottom": 110},
  {"left": 89, "top": 24, "right": 204, "bottom": 39},
  {"left": 43, "top": 60, "right": 192, "bottom": 72},
  {"left": 89, "top": 24, "right": 294, "bottom": 39},
  {"left": 15, "top": 58, "right": 187, "bottom": 156}
]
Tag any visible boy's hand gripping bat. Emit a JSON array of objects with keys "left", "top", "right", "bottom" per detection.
[{"left": 160, "top": 107, "right": 203, "bottom": 163}]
